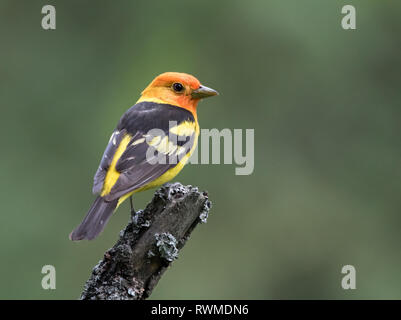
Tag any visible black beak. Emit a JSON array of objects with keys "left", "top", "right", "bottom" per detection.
[{"left": 191, "top": 85, "right": 219, "bottom": 99}]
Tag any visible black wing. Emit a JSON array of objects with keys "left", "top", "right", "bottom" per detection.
[{"left": 92, "top": 101, "right": 196, "bottom": 201}]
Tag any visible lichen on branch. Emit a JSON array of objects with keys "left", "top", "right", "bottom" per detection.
[{"left": 80, "top": 182, "right": 212, "bottom": 300}]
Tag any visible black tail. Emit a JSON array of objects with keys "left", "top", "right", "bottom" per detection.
[{"left": 69, "top": 196, "right": 118, "bottom": 241}]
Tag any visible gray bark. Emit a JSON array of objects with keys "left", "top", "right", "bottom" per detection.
[{"left": 80, "top": 182, "right": 211, "bottom": 300}]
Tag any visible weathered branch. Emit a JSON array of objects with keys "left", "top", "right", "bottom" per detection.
[{"left": 80, "top": 182, "right": 211, "bottom": 300}]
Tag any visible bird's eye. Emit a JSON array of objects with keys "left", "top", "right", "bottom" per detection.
[{"left": 172, "top": 82, "right": 184, "bottom": 92}]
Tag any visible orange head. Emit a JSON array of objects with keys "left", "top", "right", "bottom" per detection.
[{"left": 139, "top": 72, "right": 218, "bottom": 114}]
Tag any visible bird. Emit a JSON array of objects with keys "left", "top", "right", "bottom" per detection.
[{"left": 69, "top": 72, "right": 218, "bottom": 241}]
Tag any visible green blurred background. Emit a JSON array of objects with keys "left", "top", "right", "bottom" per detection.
[{"left": 0, "top": 0, "right": 400, "bottom": 299}]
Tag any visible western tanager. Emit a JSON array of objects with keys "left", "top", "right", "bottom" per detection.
[{"left": 70, "top": 72, "right": 218, "bottom": 240}]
